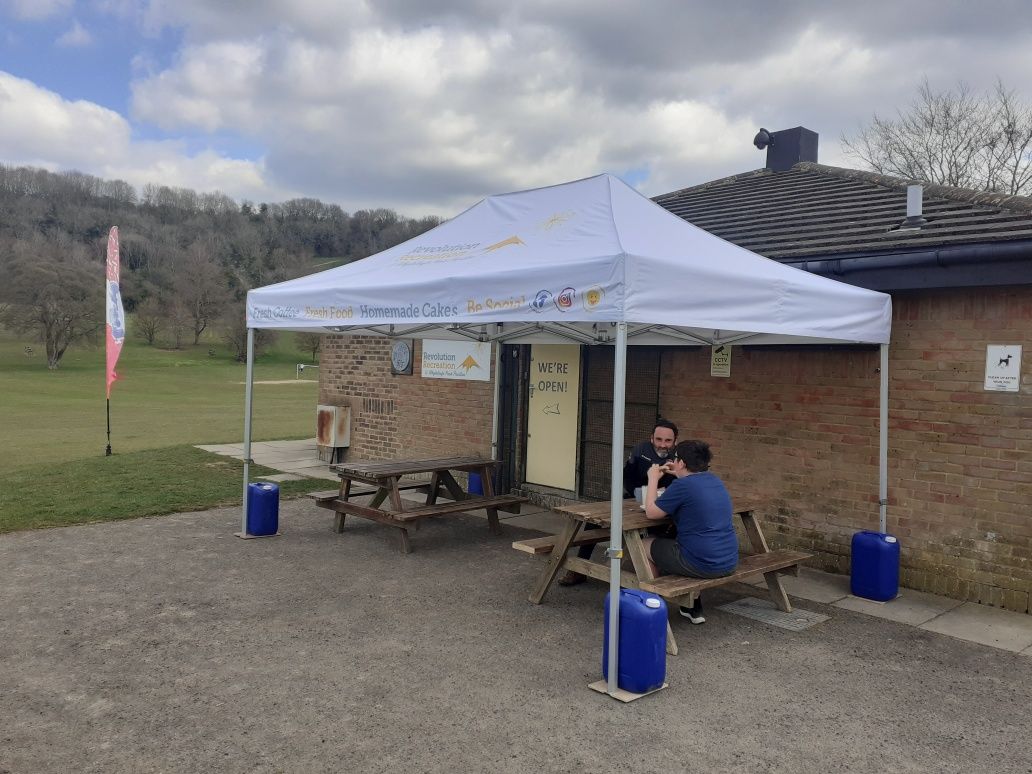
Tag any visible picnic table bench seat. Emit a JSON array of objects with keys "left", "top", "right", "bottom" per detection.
[
  {"left": 637, "top": 549, "right": 810, "bottom": 602},
  {"left": 306, "top": 480, "right": 428, "bottom": 504},
  {"left": 314, "top": 493, "right": 526, "bottom": 522},
  {"left": 514, "top": 536, "right": 808, "bottom": 602},
  {"left": 511, "top": 530, "right": 612, "bottom": 555}
]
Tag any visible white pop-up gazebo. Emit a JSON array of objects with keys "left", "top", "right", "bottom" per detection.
[{"left": 245, "top": 173, "right": 892, "bottom": 696}]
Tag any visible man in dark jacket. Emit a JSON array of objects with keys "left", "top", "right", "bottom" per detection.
[
  {"left": 558, "top": 419, "right": 679, "bottom": 586},
  {"left": 622, "top": 419, "right": 678, "bottom": 498}
]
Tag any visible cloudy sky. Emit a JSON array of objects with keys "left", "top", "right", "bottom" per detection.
[{"left": 2, "top": 1, "right": 1031, "bottom": 217}]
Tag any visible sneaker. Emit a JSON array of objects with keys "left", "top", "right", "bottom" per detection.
[
  {"left": 557, "top": 570, "right": 586, "bottom": 587},
  {"left": 679, "top": 600, "right": 705, "bottom": 624}
]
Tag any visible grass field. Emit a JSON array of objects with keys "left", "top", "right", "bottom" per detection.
[
  {"left": 0, "top": 327, "right": 327, "bottom": 532},
  {"left": 0, "top": 329, "right": 319, "bottom": 473}
]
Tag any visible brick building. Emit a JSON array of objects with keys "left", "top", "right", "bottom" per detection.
[{"left": 319, "top": 129, "right": 1031, "bottom": 614}]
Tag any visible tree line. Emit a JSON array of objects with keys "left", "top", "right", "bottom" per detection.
[
  {"left": 0, "top": 164, "right": 440, "bottom": 368},
  {"left": 842, "top": 79, "right": 1032, "bottom": 196}
]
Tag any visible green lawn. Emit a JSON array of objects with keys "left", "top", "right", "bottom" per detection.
[
  {"left": 0, "top": 329, "right": 319, "bottom": 473},
  {"left": 0, "top": 445, "right": 327, "bottom": 533},
  {"left": 0, "top": 328, "right": 327, "bottom": 532}
]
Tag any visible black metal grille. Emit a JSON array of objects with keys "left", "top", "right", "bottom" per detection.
[{"left": 579, "top": 347, "right": 662, "bottom": 500}]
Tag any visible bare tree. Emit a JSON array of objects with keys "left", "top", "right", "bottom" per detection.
[
  {"left": 174, "top": 241, "right": 232, "bottom": 345},
  {"left": 134, "top": 297, "right": 164, "bottom": 345},
  {"left": 222, "top": 303, "right": 276, "bottom": 362},
  {"left": 842, "top": 78, "right": 1032, "bottom": 195},
  {"left": 0, "top": 239, "right": 103, "bottom": 369},
  {"left": 295, "top": 332, "right": 322, "bottom": 361},
  {"left": 985, "top": 82, "right": 1032, "bottom": 195},
  {"left": 163, "top": 296, "right": 190, "bottom": 349}
]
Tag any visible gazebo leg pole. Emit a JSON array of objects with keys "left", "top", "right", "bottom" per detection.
[
  {"left": 606, "top": 323, "right": 628, "bottom": 695},
  {"left": 878, "top": 343, "right": 889, "bottom": 534},
  {"left": 241, "top": 327, "right": 256, "bottom": 536}
]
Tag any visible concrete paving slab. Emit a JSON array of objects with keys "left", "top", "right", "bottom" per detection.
[
  {"left": 250, "top": 452, "right": 308, "bottom": 463},
  {"left": 298, "top": 469, "right": 340, "bottom": 481},
  {"left": 276, "top": 459, "right": 334, "bottom": 472},
  {"left": 746, "top": 567, "right": 851, "bottom": 605},
  {"left": 256, "top": 473, "right": 305, "bottom": 483},
  {"left": 195, "top": 444, "right": 242, "bottom": 455},
  {"left": 834, "top": 589, "right": 964, "bottom": 627},
  {"left": 919, "top": 601, "right": 1032, "bottom": 652}
]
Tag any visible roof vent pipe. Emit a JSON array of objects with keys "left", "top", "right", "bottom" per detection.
[{"left": 900, "top": 184, "right": 927, "bottom": 229}]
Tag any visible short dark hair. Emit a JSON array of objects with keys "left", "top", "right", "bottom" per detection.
[
  {"left": 653, "top": 419, "right": 678, "bottom": 438},
  {"left": 673, "top": 440, "right": 711, "bottom": 472}
]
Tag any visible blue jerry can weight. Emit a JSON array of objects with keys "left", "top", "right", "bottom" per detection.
[
  {"left": 246, "top": 482, "right": 280, "bottom": 537},
  {"left": 850, "top": 530, "right": 900, "bottom": 601},
  {"left": 603, "top": 588, "right": 667, "bottom": 694}
]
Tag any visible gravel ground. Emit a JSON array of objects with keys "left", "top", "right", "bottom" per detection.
[{"left": 2, "top": 498, "right": 1030, "bottom": 774}]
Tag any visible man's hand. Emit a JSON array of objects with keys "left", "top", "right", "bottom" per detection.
[{"left": 647, "top": 463, "right": 665, "bottom": 482}]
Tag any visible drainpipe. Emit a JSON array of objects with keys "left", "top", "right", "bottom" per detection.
[{"left": 490, "top": 340, "right": 502, "bottom": 465}]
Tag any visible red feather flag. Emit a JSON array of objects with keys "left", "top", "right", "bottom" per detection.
[{"left": 105, "top": 227, "right": 125, "bottom": 398}]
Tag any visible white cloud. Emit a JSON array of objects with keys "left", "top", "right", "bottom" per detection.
[
  {"left": 4, "top": 3, "right": 1032, "bottom": 217},
  {"left": 0, "top": 71, "right": 281, "bottom": 202},
  {"left": 55, "top": 20, "right": 93, "bottom": 48},
  {"left": 1, "top": 0, "right": 72, "bottom": 21}
]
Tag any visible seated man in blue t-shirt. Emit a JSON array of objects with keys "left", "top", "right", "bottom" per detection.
[{"left": 641, "top": 440, "right": 738, "bottom": 625}]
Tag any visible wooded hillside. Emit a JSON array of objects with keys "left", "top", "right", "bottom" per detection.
[{"left": 0, "top": 164, "right": 440, "bottom": 366}]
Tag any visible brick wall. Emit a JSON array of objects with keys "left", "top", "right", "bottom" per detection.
[
  {"left": 659, "top": 286, "right": 1031, "bottom": 613},
  {"left": 319, "top": 337, "right": 494, "bottom": 464},
  {"left": 318, "top": 286, "right": 1031, "bottom": 613}
]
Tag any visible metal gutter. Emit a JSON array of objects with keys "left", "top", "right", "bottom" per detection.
[{"left": 778, "top": 239, "right": 1032, "bottom": 290}]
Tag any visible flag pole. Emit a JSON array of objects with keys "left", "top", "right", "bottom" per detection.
[{"left": 106, "top": 398, "right": 112, "bottom": 456}]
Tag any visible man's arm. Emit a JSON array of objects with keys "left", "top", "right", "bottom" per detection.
[{"left": 643, "top": 464, "right": 669, "bottom": 520}]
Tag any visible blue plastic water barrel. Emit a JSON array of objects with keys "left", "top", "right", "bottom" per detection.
[
  {"left": 603, "top": 588, "right": 667, "bottom": 693},
  {"left": 850, "top": 530, "right": 900, "bottom": 601},
  {"left": 468, "top": 472, "right": 484, "bottom": 496},
  {"left": 246, "top": 482, "right": 280, "bottom": 536}
]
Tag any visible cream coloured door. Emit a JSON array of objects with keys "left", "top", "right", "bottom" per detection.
[{"left": 525, "top": 344, "right": 581, "bottom": 490}]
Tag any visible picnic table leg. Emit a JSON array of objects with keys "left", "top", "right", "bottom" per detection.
[
  {"left": 738, "top": 509, "right": 792, "bottom": 611},
  {"left": 738, "top": 510, "right": 770, "bottom": 554},
  {"left": 437, "top": 470, "right": 467, "bottom": 501},
  {"left": 763, "top": 572, "right": 792, "bottom": 612},
  {"left": 388, "top": 478, "right": 405, "bottom": 512},
  {"left": 369, "top": 488, "right": 389, "bottom": 510},
  {"left": 626, "top": 529, "right": 679, "bottom": 657},
  {"left": 477, "top": 465, "right": 502, "bottom": 535},
  {"left": 395, "top": 526, "right": 412, "bottom": 554},
  {"left": 426, "top": 473, "right": 441, "bottom": 505},
  {"left": 529, "top": 517, "right": 581, "bottom": 604},
  {"left": 333, "top": 478, "right": 353, "bottom": 532}
]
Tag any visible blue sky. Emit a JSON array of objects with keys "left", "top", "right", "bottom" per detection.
[{"left": 1, "top": 1, "right": 1031, "bottom": 217}]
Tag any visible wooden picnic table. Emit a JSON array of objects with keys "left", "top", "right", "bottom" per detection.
[
  {"left": 310, "top": 456, "right": 526, "bottom": 553},
  {"left": 514, "top": 497, "right": 811, "bottom": 655}
]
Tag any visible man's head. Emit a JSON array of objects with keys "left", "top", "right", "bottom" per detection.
[
  {"left": 672, "top": 440, "right": 712, "bottom": 473},
  {"left": 650, "top": 419, "right": 678, "bottom": 458}
]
